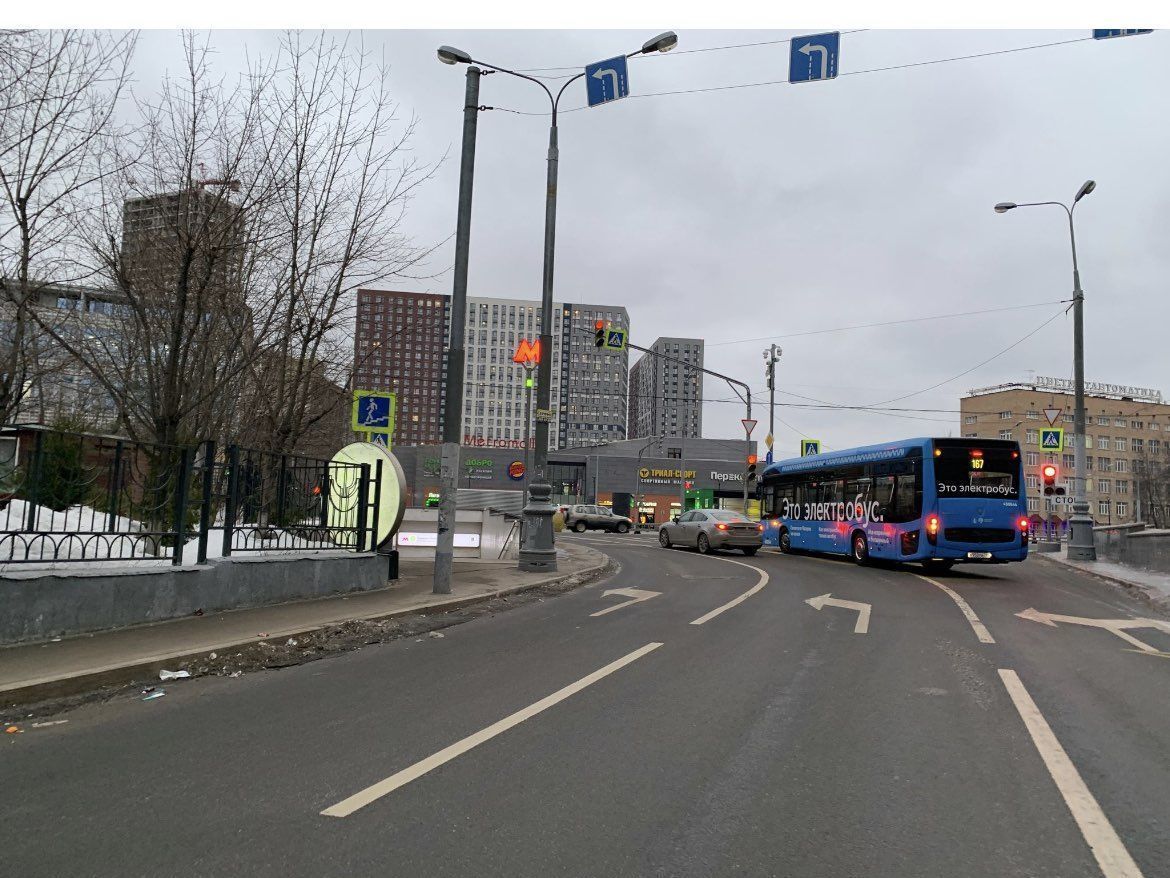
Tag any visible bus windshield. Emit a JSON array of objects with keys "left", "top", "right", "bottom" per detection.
[{"left": 933, "top": 443, "right": 1020, "bottom": 499}]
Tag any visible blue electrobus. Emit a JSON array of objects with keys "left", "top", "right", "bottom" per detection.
[{"left": 758, "top": 437, "right": 1029, "bottom": 572}]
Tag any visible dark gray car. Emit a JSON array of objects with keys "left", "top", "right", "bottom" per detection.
[{"left": 564, "top": 504, "right": 632, "bottom": 534}]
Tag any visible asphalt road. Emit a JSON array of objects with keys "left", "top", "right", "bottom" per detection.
[{"left": 4, "top": 533, "right": 1168, "bottom": 877}]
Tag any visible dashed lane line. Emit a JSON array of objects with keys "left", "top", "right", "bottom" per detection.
[
  {"left": 917, "top": 574, "right": 996, "bottom": 644},
  {"left": 998, "top": 669, "right": 1145, "bottom": 878},
  {"left": 320, "top": 642, "right": 664, "bottom": 818}
]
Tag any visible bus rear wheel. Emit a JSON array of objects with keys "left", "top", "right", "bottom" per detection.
[
  {"left": 779, "top": 529, "right": 792, "bottom": 554},
  {"left": 851, "top": 532, "right": 869, "bottom": 565}
]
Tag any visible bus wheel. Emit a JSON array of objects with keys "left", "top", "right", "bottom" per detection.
[
  {"left": 923, "top": 559, "right": 954, "bottom": 574},
  {"left": 851, "top": 532, "right": 869, "bottom": 565},
  {"left": 779, "top": 529, "right": 792, "bottom": 554}
]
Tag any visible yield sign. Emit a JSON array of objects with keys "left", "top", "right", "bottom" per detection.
[
  {"left": 741, "top": 418, "right": 758, "bottom": 437},
  {"left": 1044, "top": 408, "right": 1062, "bottom": 426}
]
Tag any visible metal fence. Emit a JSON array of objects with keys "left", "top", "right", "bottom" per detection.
[{"left": 0, "top": 427, "right": 379, "bottom": 565}]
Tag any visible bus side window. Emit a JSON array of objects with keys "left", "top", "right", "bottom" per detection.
[
  {"left": 891, "top": 473, "right": 921, "bottom": 523},
  {"left": 873, "top": 476, "right": 895, "bottom": 520}
]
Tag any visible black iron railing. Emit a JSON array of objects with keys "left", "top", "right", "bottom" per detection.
[{"left": 0, "top": 427, "right": 379, "bottom": 565}]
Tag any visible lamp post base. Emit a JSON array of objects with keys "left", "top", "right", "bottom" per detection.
[
  {"left": 1066, "top": 501, "right": 1097, "bottom": 562},
  {"left": 519, "top": 477, "right": 558, "bottom": 572}
]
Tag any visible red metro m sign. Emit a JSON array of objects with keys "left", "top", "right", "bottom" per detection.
[{"left": 513, "top": 339, "right": 541, "bottom": 365}]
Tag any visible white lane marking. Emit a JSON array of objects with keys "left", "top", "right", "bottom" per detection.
[
  {"left": 590, "top": 587, "right": 661, "bottom": 617},
  {"left": 689, "top": 556, "right": 769, "bottom": 626},
  {"left": 320, "top": 642, "right": 663, "bottom": 818},
  {"left": 1016, "top": 608, "right": 1170, "bottom": 654},
  {"left": 804, "top": 593, "right": 871, "bottom": 634},
  {"left": 998, "top": 669, "right": 1146, "bottom": 878},
  {"left": 917, "top": 574, "right": 996, "bottom": 644}
]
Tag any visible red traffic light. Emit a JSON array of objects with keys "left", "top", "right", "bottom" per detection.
[
  {"left": 594, "top": 319, "right": 605, "bottom": 330},
  {"left": 747, "top": 454, "right": 758, "bottom": 465},
  {"left": 1041, "top": 464, "right": 1058, "bottom": 480}
]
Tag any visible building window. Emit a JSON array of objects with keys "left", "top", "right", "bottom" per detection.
[
  {"left": 1098, "top": 479, "right": 1110, "bottom": 493},
  {"left": 1116, "top": 480, "right": 1129, "bottom": 495},
  {"left": 1132, "top": 438, "right": 1144, "bottom": 453},
  {"left": 1026, "top": 451, "right": 1039, "bottom": 466},
  {"left": 1114, "top": 418, "right": 1126, "bottom": 428},
  {"left": 1115, "top": 459, "right": 1128, "bottom": 474},
  {"left": 1098, "top": 457, "right": 1112, "bottom": 472},
  {"left": 963, "top": 415, "right": 977, "bottom": 425},
  {"left": 998, "top": 411, "right": 1012, "bottom": 420},
  {"left": 1098, "top": 501, "right": 1110, "bottom": 516},
  {"left": 999, "top": 430, "right": 1012, "bottom": 440},
  {"left": 1026, "top": 411, "right": 1040, "bottom": 420},
  {"left": 1116, "top": 502, "right": 1128, "bottom": 518},
  {"left": 1025, "top": 430, "right": 1039, "bottom": 444}
]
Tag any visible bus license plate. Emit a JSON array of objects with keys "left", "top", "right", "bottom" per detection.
[{"left": 966, "top": 551, "right": 993, "bottom": 560}]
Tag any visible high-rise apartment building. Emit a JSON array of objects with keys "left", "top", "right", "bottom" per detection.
[
  {"left": 353, "top": 289, "right": 450, "bottom": 447},
  {"left": 961, "top": 377, "right": 1170, "bottom": 525},
  {"left": 628, "top": 337, "right": 704, "bottom": 440},
  {"left": 353, "top": 291, "right": 629, "bottom": 450}
]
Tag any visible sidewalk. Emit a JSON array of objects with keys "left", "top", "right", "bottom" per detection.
[
  {"left": 0, "top": 543, "right": 610, "bottom": 706},
  {"left": 1037, "top": 551, "right": 1170, "bottom": 609}
]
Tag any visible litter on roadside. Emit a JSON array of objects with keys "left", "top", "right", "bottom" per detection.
[
  {"left": 208, "top": 652, "right": 217, "bottom": 660},
  {"left": 5, "top": 724, "right": 22, "bottom": 734},
  {"left": 428, "top": 631, "right": 445, "bottom": 639},
  {"left": 31, "top": 720, "right": 69, "bottom": 728},
  {"left": 286, "top": 638, "right": 298, "bottom": 646},
  {"left": 142, "top": 690, "right": 166, "bottom": 701},
  {"left": 229, "top": 671, "right": 243, "bottom": 678},
  {"left": 256, "top": 632, "right": 269, "bottom": 637},
  {"left": 158, "top": 669, "right": 191, "bottom": 681}
]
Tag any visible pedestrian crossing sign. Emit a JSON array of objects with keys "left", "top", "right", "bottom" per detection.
[
  {"left": 801, "top": 439, "right": 821, "bottom": 457},
  {"left": 1040, "top": 428, "right": 1064, "bottom": 450}
]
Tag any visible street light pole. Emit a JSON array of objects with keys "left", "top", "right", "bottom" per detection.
[
  {"left": 995, "top": 179, "right": 1097, "bottom": 561},
  {"left": 437, "top": 32, "right": 678, "bottom": 573},
  {"left": 764, "top": 344, "right": 781, "bottom": 464},
  {"left": 432, "top": 63, "right": 481, "bottom": 595}
]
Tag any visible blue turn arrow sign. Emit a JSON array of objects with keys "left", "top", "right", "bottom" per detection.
[
  {"left": 585, "top": 55, "right": 629, "bottom": 107},
  {"left": 789, "top": 32, "right": 840, "bottom": 83}
]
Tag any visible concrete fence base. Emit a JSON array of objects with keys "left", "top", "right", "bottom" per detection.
[{"left": 0, "top": 552, "right": 385, "bottom": 645}]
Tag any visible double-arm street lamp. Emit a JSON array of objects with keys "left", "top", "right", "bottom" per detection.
[
  {"left": 994, "top": 180, "right": 1097, "bottom": 561},
  {"left": 439, "top": 32, "right": 678, "bottom": 572}
]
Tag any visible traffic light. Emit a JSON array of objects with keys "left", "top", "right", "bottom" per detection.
[
  {"left": 1041, "top": 463, "right": 1058, "bottom": 496},
  {"left": 594, "top": 319, "right": 605, "bottom": 348},
  {"left": 746, "top": 453, "right": 758, "bottom": 483}
]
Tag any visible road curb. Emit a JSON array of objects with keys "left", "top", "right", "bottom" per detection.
[
  {"left": 1, "top": 547, "right": 616, "bottom": 708},
  {"left": 1035, "top": 553, "right": 1170, "bottom": 611}
]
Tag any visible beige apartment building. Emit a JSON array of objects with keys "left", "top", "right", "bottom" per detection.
[{"left": 960, "top": 377, "right": 1170, "bottom": 525}]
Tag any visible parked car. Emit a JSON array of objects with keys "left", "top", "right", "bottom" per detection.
[
  {"left": 659, "top": 509, "right": 763, "bottom": 555},
  {"left": 564, "top": 504, "right": 633, "bottom": 534}
]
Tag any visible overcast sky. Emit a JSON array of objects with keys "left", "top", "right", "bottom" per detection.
[{"left": 132, "top": 28, "right": 1170, "bottom": 457}]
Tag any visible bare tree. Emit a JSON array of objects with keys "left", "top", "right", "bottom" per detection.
[
  {"left": 40, "top": 33, "right": 291, "bottom": 449},
  {"left": 237, "top": 31, "right": 440, "bottom": 455},
  {"left": 0, "top": 29, "right": 135, "bottom": 425}
]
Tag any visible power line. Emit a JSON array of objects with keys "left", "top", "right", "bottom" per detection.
[
  {"left": 492, "top": 35, "right": 1106, "bottom": 116},
  {"left": 705, "top": 300, "right": 1069, "bottom": 347}
]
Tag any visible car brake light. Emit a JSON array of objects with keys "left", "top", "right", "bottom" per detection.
[{"left": 715, "top": 523, "right": 728, "bottom": 531}]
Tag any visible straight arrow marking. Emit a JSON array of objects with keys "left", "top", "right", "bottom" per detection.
[
  {"left": 590, "top": 588, "right": 661, "bottom": 617},
  {"left": 805, "top": 593, "right": 871, "bottom": 634}
]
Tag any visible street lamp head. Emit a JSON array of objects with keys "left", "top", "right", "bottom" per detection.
[
  {"left": 1074, "top": 179, "right": 1097, "bottom": 203},
  {"left": 437, "top": 45, "right": 473, "bottom": 65},
  {"left": 994, "top": 202, "right": 1017, "bottom": 214},
  {"left": 641, "top": 31, "right": 679, "bottom": 54}
]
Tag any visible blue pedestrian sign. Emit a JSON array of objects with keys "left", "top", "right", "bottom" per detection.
[
  {"left": 603, "top": 328, "right": 627, "bottom": 351},
  {"left": 1040, "top": 428, "right": 1064, "bottom": 451},
  {"left": 801, "top": 439, "right": 821, "bottom": 457},
  {"left": 789, "top": 32, "right": 840, "bottom": 84},
  {"left": 1092, "top": 29, "right": 1152, "bottom": 40},
  {"left": 351, "top": 389, "right": 396, "bottom": 438},
  {"left": 585, "top": 55, "right": 629, "bottom": 107}
]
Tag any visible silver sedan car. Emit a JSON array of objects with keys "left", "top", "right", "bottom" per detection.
[{"left": 658, "top": 509, "right": 763, "bottom": 556}]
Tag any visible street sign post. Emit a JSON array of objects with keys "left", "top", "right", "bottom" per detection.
[
  {"left": 585, "top": 55, "right": 629, "bottom": 107},
  {"left": 801, "top": 439, "right": 821, "bottom": 457},
  {"left": 1092, "top": 29, "right": 1152, "bottom": 39},
  {"left": 789, "top": 32, "right": 840, "bottom": 83},
  {"left": 1040, "top": 428, "right": 1065, "bottom": 451}
]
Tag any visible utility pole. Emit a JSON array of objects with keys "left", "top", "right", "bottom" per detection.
[
  {"left": 763, "top": 344, "right": 781, "bottom": 465},
  {"left": 433, "top": 65, "right": 480, "bottom": 595}
]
